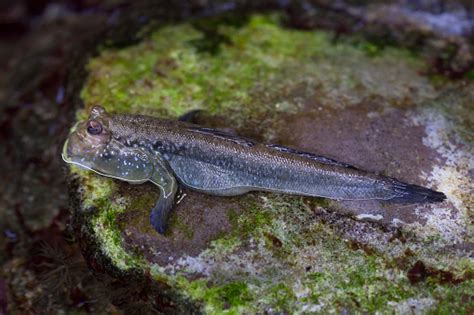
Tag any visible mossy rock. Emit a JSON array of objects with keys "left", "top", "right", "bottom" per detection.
[{"left": 67, "top": 14, "right": 474, "bottom": 313}]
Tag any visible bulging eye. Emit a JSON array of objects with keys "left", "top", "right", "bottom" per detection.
[{"left": 87, "top": 120, "right": 102, "bottom": 135}]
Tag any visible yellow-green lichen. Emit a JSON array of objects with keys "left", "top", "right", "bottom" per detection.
[
  {"left": 147, "top": 193, "right": 472, "bottom": 313},
  {"left": 72, "top": 167, "right": 115, "bottom": 209},
  {"left": 186, "top": 279, "right": 254, "bottom": 314},
  {"left": 74, "top": 171, "right": 145, "bottom": 271},
  {"left": 79, "top": 14, "right": 432, "bottom": 126},
  {"left": 204, "top": 236, "right": 241, "bottom": 258},
  {"left": 89, "top": 199, "right": 145, "bottom": 271}
]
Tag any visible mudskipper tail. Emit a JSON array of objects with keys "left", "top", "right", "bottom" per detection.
[{"left": 389, "top": 179, "right": 446, "bottom": 203}]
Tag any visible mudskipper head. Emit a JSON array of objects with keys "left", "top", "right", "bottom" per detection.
[
  {"left": 63, "top": 105, "right": 111, "bottom": 164},
  {"left": 62, "top": 105, "right": 154, "bottom": 182}
]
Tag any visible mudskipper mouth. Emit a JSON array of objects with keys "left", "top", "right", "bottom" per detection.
[
  {"left": 61, "top": 136, "right": 87, "bottom": 168},
  {"left": 62, "top": 122, "right": 83, "bottom": 164},
  {"left": 61, "top": 132, "right": 83, "bottom": 164},
  {"left": 61, "top": 138, "right": 71, "bottom": 163},
  {"left": 61, "top": 137, "right": 97, "bottom": 173}
]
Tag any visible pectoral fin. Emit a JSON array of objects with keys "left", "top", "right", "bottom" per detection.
[{"left": 148, "top": 155, "right": 178, "bottom": 234}]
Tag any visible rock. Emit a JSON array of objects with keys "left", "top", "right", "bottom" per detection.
[
  {"left": 67, "top": 12, "right": 473, "bottom": 314},
  {"left": 286, "top": 0, "right": 474, "bottom": 78}
]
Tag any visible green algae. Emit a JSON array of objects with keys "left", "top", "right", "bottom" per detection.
[
  {"left": 226, "top": 198, "right": 273, "bottom": 239},
  {"left": 73, "top": 171, "right": 145, "bottom": 271},
  {"left": 79, "top": 14, "right": 432, "bottom": 124},
  {"left": 167, "top": 212, "right": 195, "bottom": 239},
  {"left": 148, "top": 194, "right": 472, "bottom": 313},
  {"left": 188, "top": 280, "right": 254, "bottom": 314},
  {"left": 90, "top": 200, "right": 145, "bottom": 271},
  {"left": 69, "top": 13, "right": 473, "bottom": 313},
  {"left": 117, "top": 191, "right": 157, "bottom": 235}
]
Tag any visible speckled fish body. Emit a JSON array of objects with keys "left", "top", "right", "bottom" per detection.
[
  {"left": 110, "top": 114, "right": 396, "bottom": 200},
  {"left": 62, "top": 106, "right": 446, "bottom": 233}
]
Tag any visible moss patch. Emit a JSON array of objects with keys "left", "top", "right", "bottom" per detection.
[
  {"left": 75, "top": 172, "right": 145, "bottom": 271},
  {"left": 187, "top": 280, "right": 254, "bottom": 314},
  {"left": 90, "top": 200, "right": 144, "bottom": 271},
  {"left": 80, "top": 14, "right": 432, "bottom": 127},
  {"left": 147, "top": 194, "right": 473, "bottom": 313}
]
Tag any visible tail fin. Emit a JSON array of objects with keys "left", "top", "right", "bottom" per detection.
[{"left": 389, "top": 179, "right": 446, "bottom": 203}]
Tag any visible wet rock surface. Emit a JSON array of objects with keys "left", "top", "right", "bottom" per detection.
[
  {"left": 280, "top": 105, "right": 447, "bottom": 225},
  {"left": 70, "top": 11, "right": 473, "bottom": 314},
  {"left": 1, "top": 0, "right": 473, "bottom": 313}
]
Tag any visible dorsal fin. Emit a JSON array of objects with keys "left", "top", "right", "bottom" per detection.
[
  {"left": 188, "top": 126, "right": 356, "bottom": 169},
  {"left": 187, "top": 126, "right": 255, "bottom": 147},
  {"left": 266, "top": 144, "right": 358, "bottom": 169}
]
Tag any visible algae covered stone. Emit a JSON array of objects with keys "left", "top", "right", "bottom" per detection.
[{"left": 67, "top": 14, "right": 474, "bottom": 313}]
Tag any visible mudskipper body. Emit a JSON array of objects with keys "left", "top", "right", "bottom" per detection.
[{"left": 62, "top": 106, "right": 446, "bottom": 234}]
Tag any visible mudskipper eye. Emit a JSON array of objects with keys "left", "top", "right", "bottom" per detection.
[{"left": 87, "top": 120, "right": 102, "bottom": 135}]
